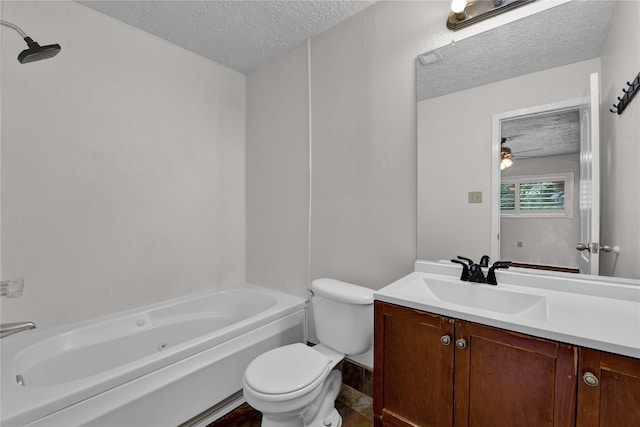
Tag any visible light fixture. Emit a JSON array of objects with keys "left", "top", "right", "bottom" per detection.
[
  {"left": 500, "top": 139, "right": 513, "bottom": 170},
  {"left": 447, "top": 0, "right": 537, "bottom": 31},
  {"left": 0, "top": 20, "right": 61, "bottom": 63}
]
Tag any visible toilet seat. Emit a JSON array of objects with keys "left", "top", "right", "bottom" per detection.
[{"left": 244, "top": 343, "right": 332, "bottom": 401}]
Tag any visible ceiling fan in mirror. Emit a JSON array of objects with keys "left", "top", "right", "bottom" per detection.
[
  {"left": 500, "top": 137, "right": 543, "bottom": 170},
  {"left": 500, "top": 138, "right": 514, "bottom": 170}
]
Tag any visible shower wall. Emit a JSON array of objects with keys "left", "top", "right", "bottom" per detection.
[{"left": 0, "top": 1, "right": 246, "bottom": 326}]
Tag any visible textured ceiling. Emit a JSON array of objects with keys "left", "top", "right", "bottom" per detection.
[
  {"left": 78, "top": 0, "right": 374, "bottom": 75},
  {"left": 502, "top": 109, "right": 580, "bottom": 159},
  {"left": 417, "top": 0, "right": 615, "bottom": 101}
]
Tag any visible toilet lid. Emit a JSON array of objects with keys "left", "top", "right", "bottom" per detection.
[{"left": 244, "top": 343, "right": 331, "bottom": 395}]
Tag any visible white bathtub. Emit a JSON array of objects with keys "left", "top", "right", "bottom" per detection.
[{"left": 1, "top": 284, "right": 306, "bottom": 426}]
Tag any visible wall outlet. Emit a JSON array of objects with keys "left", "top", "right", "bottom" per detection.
[{"left": 468, "top": 191, "right": 482, "bottom": 204}]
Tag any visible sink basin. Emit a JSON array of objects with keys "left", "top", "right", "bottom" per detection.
[{"left": 397, "top": 275, "right": 548, "bottom": 321}]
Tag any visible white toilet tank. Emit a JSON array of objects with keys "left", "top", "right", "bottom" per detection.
[{"left": 311, "top": 278, "right": 374, "bottom": 356}]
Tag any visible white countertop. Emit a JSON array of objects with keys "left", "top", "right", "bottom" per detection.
[{"left": 375, "top": 261, "right": 640, "bottom": 359}]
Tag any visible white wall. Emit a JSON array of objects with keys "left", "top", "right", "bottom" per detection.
[
  {"left": 246, "top": 44, "right": 310, "bottom": 299},
  {"left": 246, "top": 1, "right": 431, "bottom": 294},
  {"left": 600, "top": 0, "right": 640, "bottom": 279},
  {"left": 500, "top": 154, "right": 581, "bottom": 268},
  {"left": 0, "top": 1, "right": 246, "bottom": 327},
  {"left": 308, "top": 1, "right": 421, "bottom": 288},
  {"left": 417, "top": 58, "right": 600, "bottom": 263}
]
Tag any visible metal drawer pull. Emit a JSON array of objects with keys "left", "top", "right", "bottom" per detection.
[
  {"left": 583, "top": 372, "right": 599, "bottom": 387},
  {"left": 441, "top": 335, "right": 451, "bottom": 345},
  {"left": 456, "top": 338, "right": 467, "bottom": 349}
]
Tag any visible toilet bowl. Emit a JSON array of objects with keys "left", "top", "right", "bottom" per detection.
[
  {"left": 243, "top": 343, "right": 344, "bottom": 427},
  {"left": 242, "top": 278, "right": 374, "bottom": 427}
]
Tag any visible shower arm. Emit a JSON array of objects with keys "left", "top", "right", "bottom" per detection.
[{"left": 0, "top": 19, "right": 29, "bottom": 39}]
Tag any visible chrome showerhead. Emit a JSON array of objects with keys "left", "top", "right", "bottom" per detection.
[
  {"left": 18, "top": 37, "right": 61, "bottom": 63},
  {"left": 1, "top": 19, "right": 61, "bottom": 64}
]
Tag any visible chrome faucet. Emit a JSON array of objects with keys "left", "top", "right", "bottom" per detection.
[{"left": 1, "top": 321, "right": 36, "bottom": 338}]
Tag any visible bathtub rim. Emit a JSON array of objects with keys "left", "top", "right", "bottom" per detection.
[{"left": 12, "top": 289, "right": 280, "bottom": 387}]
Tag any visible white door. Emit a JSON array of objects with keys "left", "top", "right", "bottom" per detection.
[{"left": 577, "top": 72, "right": 601, "bottom": 275}]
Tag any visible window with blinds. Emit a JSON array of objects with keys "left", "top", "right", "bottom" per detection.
[{"left": 501, "top": 173, "right": 574, "bottom": 218}]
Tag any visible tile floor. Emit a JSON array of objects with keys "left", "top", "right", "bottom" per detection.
[
  {"left": 335, "top": 384, "right": 373, "bottom": 427},
  {"left": 207, "top": 394, "right": 373, "bottom": 427}
]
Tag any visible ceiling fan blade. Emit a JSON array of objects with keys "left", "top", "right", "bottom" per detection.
[{"left": 513, "top": 147, "right": 544, "bottom": 154}]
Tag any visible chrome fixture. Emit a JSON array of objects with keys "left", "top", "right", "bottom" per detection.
[
  {"left": 1, "top": 322, "right": 36, "bottom": 338},
  {"left": 0, "top": 19, "right": 61, "bottom": 63},
  {"left": 1, "top": 277, "right": 24, "bottom": 297},
  {"left": 446, "top": 0, "right": 537, "bottom": 31},
  {"left": 576, "top": 243, "right": 620, "bottom": 254}
]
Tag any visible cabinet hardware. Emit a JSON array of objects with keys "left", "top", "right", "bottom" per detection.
[
  {"left": 441, "top": 335, "right": 451, "bottom": 345},
  {"left": 583, "top": 372, "right": 599, "bottom": 387},
  {"left": 456, "top": 338, "right": 467, "bottom": 349}
]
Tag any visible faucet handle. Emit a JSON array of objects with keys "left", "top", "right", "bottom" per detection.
[
  {"left": 492, "top": 260, "right": 512, "bottom": 268},
  {"left": 487, "top": 261, "right": 512, "bottom": 285},
  {"left": 456, "top": 255, "right": 474, "bottom": 265},
  {"left": 451, "top": 259, "right": 470, "bottom": 281}
]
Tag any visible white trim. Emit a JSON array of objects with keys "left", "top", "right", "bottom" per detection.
[{"left": 305, "top": 39, "right": 312, "bottom": 345}]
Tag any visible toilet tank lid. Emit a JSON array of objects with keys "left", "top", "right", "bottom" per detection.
[{"left": 311, "top": 278, "right": 374, "bottom": 305}]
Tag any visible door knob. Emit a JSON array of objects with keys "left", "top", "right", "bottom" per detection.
[
  {"left": 576, "top": 243, "right": 590, "bottom": 251},
  {"left": 576, "top": 242, "right": 599, "bottom": 253},
  {"left": 455, "top": 338, "right": 467, "bottom": 349},
  {"left": 441, "top": 335, "right": 451, "bottom": 346}
]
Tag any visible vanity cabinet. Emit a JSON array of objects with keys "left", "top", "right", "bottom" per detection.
[
  {"left": 374, "top": 301, "right": 577, "bottom": 427},
  {"left": 576, "top": 349, "right": 640, "bottom": 426},
  {"left": 373, "top": 302, "right": 455, "bottom": 427},
  {"left": 453, "top": 320, "right": 577, "bottom": 427}
]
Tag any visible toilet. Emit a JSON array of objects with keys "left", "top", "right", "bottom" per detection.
[{"left": 242, "top": 278, "right": 374, "bottom": 427}]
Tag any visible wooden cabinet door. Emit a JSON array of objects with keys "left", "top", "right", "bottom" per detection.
[
  {"left": 453, "top": 321, "right": 577, "bottom": 427},
  {"left": 576, "top": 348, "right": 640, "bottom": 427},
  {"left": 374, "top": 301, "right": 455, "bottom": 427}
]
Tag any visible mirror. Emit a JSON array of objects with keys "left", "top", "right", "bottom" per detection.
[{"left": 416, "top": 1, "right": 637, "bottom": 278}]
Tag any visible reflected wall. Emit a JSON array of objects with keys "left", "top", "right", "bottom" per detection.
[{"left": 417, "top": 59, "right": 600, "bottom": 263}]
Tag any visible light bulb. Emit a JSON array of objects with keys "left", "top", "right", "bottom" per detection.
[{"left": 451, "top": 0, "right": 468, "bottom": 14}]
